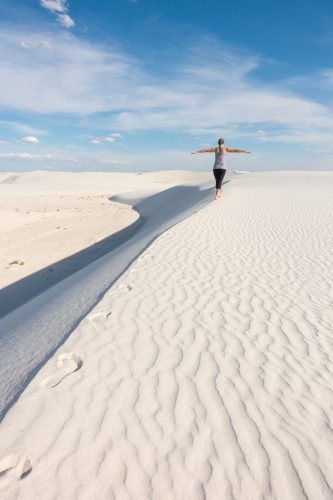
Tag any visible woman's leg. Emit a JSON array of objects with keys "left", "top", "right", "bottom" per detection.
[
  {"left": 217, "top": 169, "right": 226, "bottom": 197},
  {"left": 213, "top": 169, "right": 226, "bottom": 199},
  {"left": 213, "top": 170, "right": 219, "bottom": 199}
]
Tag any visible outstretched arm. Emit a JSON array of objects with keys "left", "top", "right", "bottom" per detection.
[
  {"left": 191, "top": 148, "right": 216, "bottom": 154},
  {"left": 226, "top": 148, "right": 251, "bottom": 154}
]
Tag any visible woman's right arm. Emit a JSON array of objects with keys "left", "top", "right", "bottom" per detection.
[{"left": 191, "top": 148, "right": 216, "bottom": 154}]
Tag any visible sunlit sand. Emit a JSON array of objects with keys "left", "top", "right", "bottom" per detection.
[{"left": 0, "top": 170, "right": 332, "bottom": 499}]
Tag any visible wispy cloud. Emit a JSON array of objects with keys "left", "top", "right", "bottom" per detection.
[
  {"left": 99, "top": 159, "right": 130, "bottom": 165},
  {"left": 0, "top": 120, "right": 47, "bottom": 136},
  {"left": 39, "top": 0, "right": 75, "bottom": 28},
  {"left": 20, "top": 39, "right": 52, "bottom": 50},
  {"left": 0, "top": 152, "right": 52, "bottom": 159},
  {"left": 1, "top": 28, "right": 333, "bottom": 151}
]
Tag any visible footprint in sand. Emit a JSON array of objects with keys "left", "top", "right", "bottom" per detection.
[
  {"left": 0, "top": 454, "right": 32, "bottom": 490},
  {"left": 88, "top": 311, "right": 112, "bottom": 322},
  {"left": 39, "top": 352, "right": 83, "bottom": 389},
  {"left": 117, "top": 283, "right": 133, "bottom": 291},
  {"left": 9, "top": 260, "right": 24, "bottom": 266}
]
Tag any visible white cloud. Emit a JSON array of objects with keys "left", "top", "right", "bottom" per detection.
[
  {"left": 22, "top": 136, "right": 40, "bottom": 144},
  {"left": 58, "top": 14, "right": 75, "bottom": 28},
  {"left": 40, "top": 0, "right": 66, "bottom": 13},
  {"left": 90, "top": 133, "right": 123, "bottom": 145},
  {"left": 100, "top": 159, "right": 130, "bottom": 165},
  {"left": 108, "top": 133, "right": 123, "bottom": 139},
  {"left": 39, "top": 0, "right": 75, "bottom": 28},
  {"left": 1, "top": 29, "right": 333, "bottom": 151},
  {"left": 0, "top": 152, "right": 52, "bottom": 159}
]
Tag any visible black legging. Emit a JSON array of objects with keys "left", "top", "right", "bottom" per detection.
[{"left": 213, "top": 168, "right": 226, "bottom": 189}]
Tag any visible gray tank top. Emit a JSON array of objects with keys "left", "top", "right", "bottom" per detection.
[{"left": 213, "top": 147, "right": 226, "bottom": 169}]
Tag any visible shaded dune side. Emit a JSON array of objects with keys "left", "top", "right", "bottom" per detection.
[
  {"left": 0, "top": 183, "right": 212, "bottom": 420},
  {"left": 0, "top": 214, "right": 143, "bottom": 318},
  {"left": 1, "top": 173, "right": 333, "bottom": 499},
  {"left": 0, "top": 209, "right": 144, "bottom": 319}
]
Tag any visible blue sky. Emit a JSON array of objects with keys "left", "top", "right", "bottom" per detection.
[{"left": 1, "top": 0, "right": 333, "bottom": 171}]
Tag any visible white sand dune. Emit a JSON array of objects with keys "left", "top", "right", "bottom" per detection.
[
  {"left": 0, "top": 170, "right": 210, "bottom": 312},
  {"left": 0, "top": 175, "right": 213, "bottom": 419},
  {"left": 0, "top": 171, "right": 333, "bottom": 499}
]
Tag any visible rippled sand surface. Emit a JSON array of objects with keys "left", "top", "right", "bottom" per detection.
[{"left": 1, "top": 171, "right": 332, "bottom": 500}]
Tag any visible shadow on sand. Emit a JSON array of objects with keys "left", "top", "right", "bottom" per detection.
[
  {"left": 0, "top": 214, "right": 144, "bottom": 318},
  {"left": 0, "top": 180, "right": 232, "bottom": 420},
  {"left": 0, "top": 180, "right": 230, "bottom": 318}
]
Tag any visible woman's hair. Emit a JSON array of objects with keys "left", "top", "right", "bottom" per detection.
[{"left": 218, "top": 138, "right": 225, "bottom": 153}]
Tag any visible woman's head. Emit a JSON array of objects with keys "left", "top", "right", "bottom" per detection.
[{"left": 218, "top": 138, "right": 224, "bottom": 152}]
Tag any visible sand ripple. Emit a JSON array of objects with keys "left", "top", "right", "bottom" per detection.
[{"left": 0, "top": 172, "right": 332, "bottom": 499}]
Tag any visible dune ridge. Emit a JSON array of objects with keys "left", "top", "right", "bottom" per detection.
[{"left": 0, "top": 171, "right": 332, "bottom": 499}]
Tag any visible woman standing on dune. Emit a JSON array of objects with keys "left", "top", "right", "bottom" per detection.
[{"left": 191, "top": 138, "right": 251, "bottom": 200}]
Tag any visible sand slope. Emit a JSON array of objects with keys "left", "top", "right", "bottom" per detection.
[{"left": 0, "top": 171, "right": 333, "bottom": 499}]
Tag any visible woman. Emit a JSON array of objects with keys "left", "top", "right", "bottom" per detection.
[{"left": 191, "top": 138, "right": 251, "bottom": 200}]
